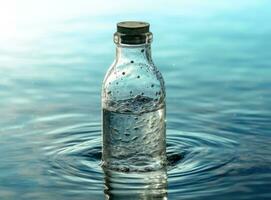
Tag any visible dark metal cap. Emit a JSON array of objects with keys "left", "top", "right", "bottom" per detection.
[
  {"left": 117, "top": 21, "right": 150, "bottom": 35},
  {"left": 115, "top": 21, "right": 152, "bottom": 45}
]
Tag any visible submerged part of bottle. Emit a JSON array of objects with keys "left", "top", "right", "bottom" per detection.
[
  {"left": 104, "top": 167, "right": 168, "bottom": 199},
  {"left": 102, "top": 21, "right": 166, "bottom": 172}
]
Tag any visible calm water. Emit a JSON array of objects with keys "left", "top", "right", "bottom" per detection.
[{"left": 1, "top": 0, "right": 271, "bottom": 199}]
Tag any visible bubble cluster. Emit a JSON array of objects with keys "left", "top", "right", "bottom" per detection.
[{"left": 155, "top": 91, "right": 161, "bottom": 96}]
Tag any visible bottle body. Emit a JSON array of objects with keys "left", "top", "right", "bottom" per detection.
[{"left": 102, "top": 22, "right": 166, "bottom": 172}]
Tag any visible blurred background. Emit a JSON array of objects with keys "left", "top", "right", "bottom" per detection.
[{"left": 1, "top": 0, "right": 271, "bottom": 199}]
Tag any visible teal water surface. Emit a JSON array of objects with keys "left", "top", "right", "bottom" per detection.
[{"left": 1, "top": 0, "right": 271, "bottom": 199}]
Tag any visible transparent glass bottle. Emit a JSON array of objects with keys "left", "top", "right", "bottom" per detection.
[{"left": 102, "top": 21, "right": 166, "bottom": 172}]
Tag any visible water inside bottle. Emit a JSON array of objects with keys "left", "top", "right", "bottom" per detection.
[{"left": 102, "top": 95, "right": 166, "bottom": 172}]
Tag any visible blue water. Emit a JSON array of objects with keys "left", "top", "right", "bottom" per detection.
[{"left": 1, "top": 0, "right": 271, "bottom": 199}]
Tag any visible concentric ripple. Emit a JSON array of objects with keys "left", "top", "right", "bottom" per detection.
[
  {"left": 42, "top": 123, "right": 238, "bottom": 199},
  {"left": 167, "top": 129, "right": 237, "bottom": 199},
  {"left": 43, "top": 123, "right": 104, "bottom": 195}
]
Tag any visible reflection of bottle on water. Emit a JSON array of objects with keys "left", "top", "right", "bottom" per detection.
[
  {"left": 104, "top": 168, "right": 168, "bottom": 200},
  {"left": 102, "top": 21, "right": 166, "bottom": 172}
]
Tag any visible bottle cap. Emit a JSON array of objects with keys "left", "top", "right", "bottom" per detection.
[
  {"left": 117, "top": 21, "right": 150, "bottom": 35},
  {"left": 114, "top": 21, "right": 152, "bottom": 45}
]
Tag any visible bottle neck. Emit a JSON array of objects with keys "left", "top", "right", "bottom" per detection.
[{"left": 115, "top": 44, "right": 152, "bottom": 64}]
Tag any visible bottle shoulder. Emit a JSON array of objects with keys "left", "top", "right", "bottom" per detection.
[
  {"left": 102, "top": 60, "right": 165, "bottom": 110},
  {"left": 103, "top": 60, "right": 164, "bottom": 89}
]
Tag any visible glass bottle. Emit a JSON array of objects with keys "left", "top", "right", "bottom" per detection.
[{"left": 102, "top": 21, "right": 166, "bottom": 172}]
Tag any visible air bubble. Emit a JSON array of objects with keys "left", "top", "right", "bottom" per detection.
[
  {"left": 116, "top": 82, "right": 119, "bottom": 85},
  {"left": 131, "top": 136, "right": 138, "bottom": 141},
  {"left": 113, "top": 128, "right": 119, "bottom": 133},
  {"left": 137, "top": 75, "right": 140, "bottom": 79},
  {"left": 122, "top": 72, "right": 125, "bottom": 75},
  {"left": 130, "top": 60, "right": 134, "bottom": 63}
]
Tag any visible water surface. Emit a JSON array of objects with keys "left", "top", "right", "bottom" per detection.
[{"left": 1, "top": 0, "right": 271, "bottom": 199}]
